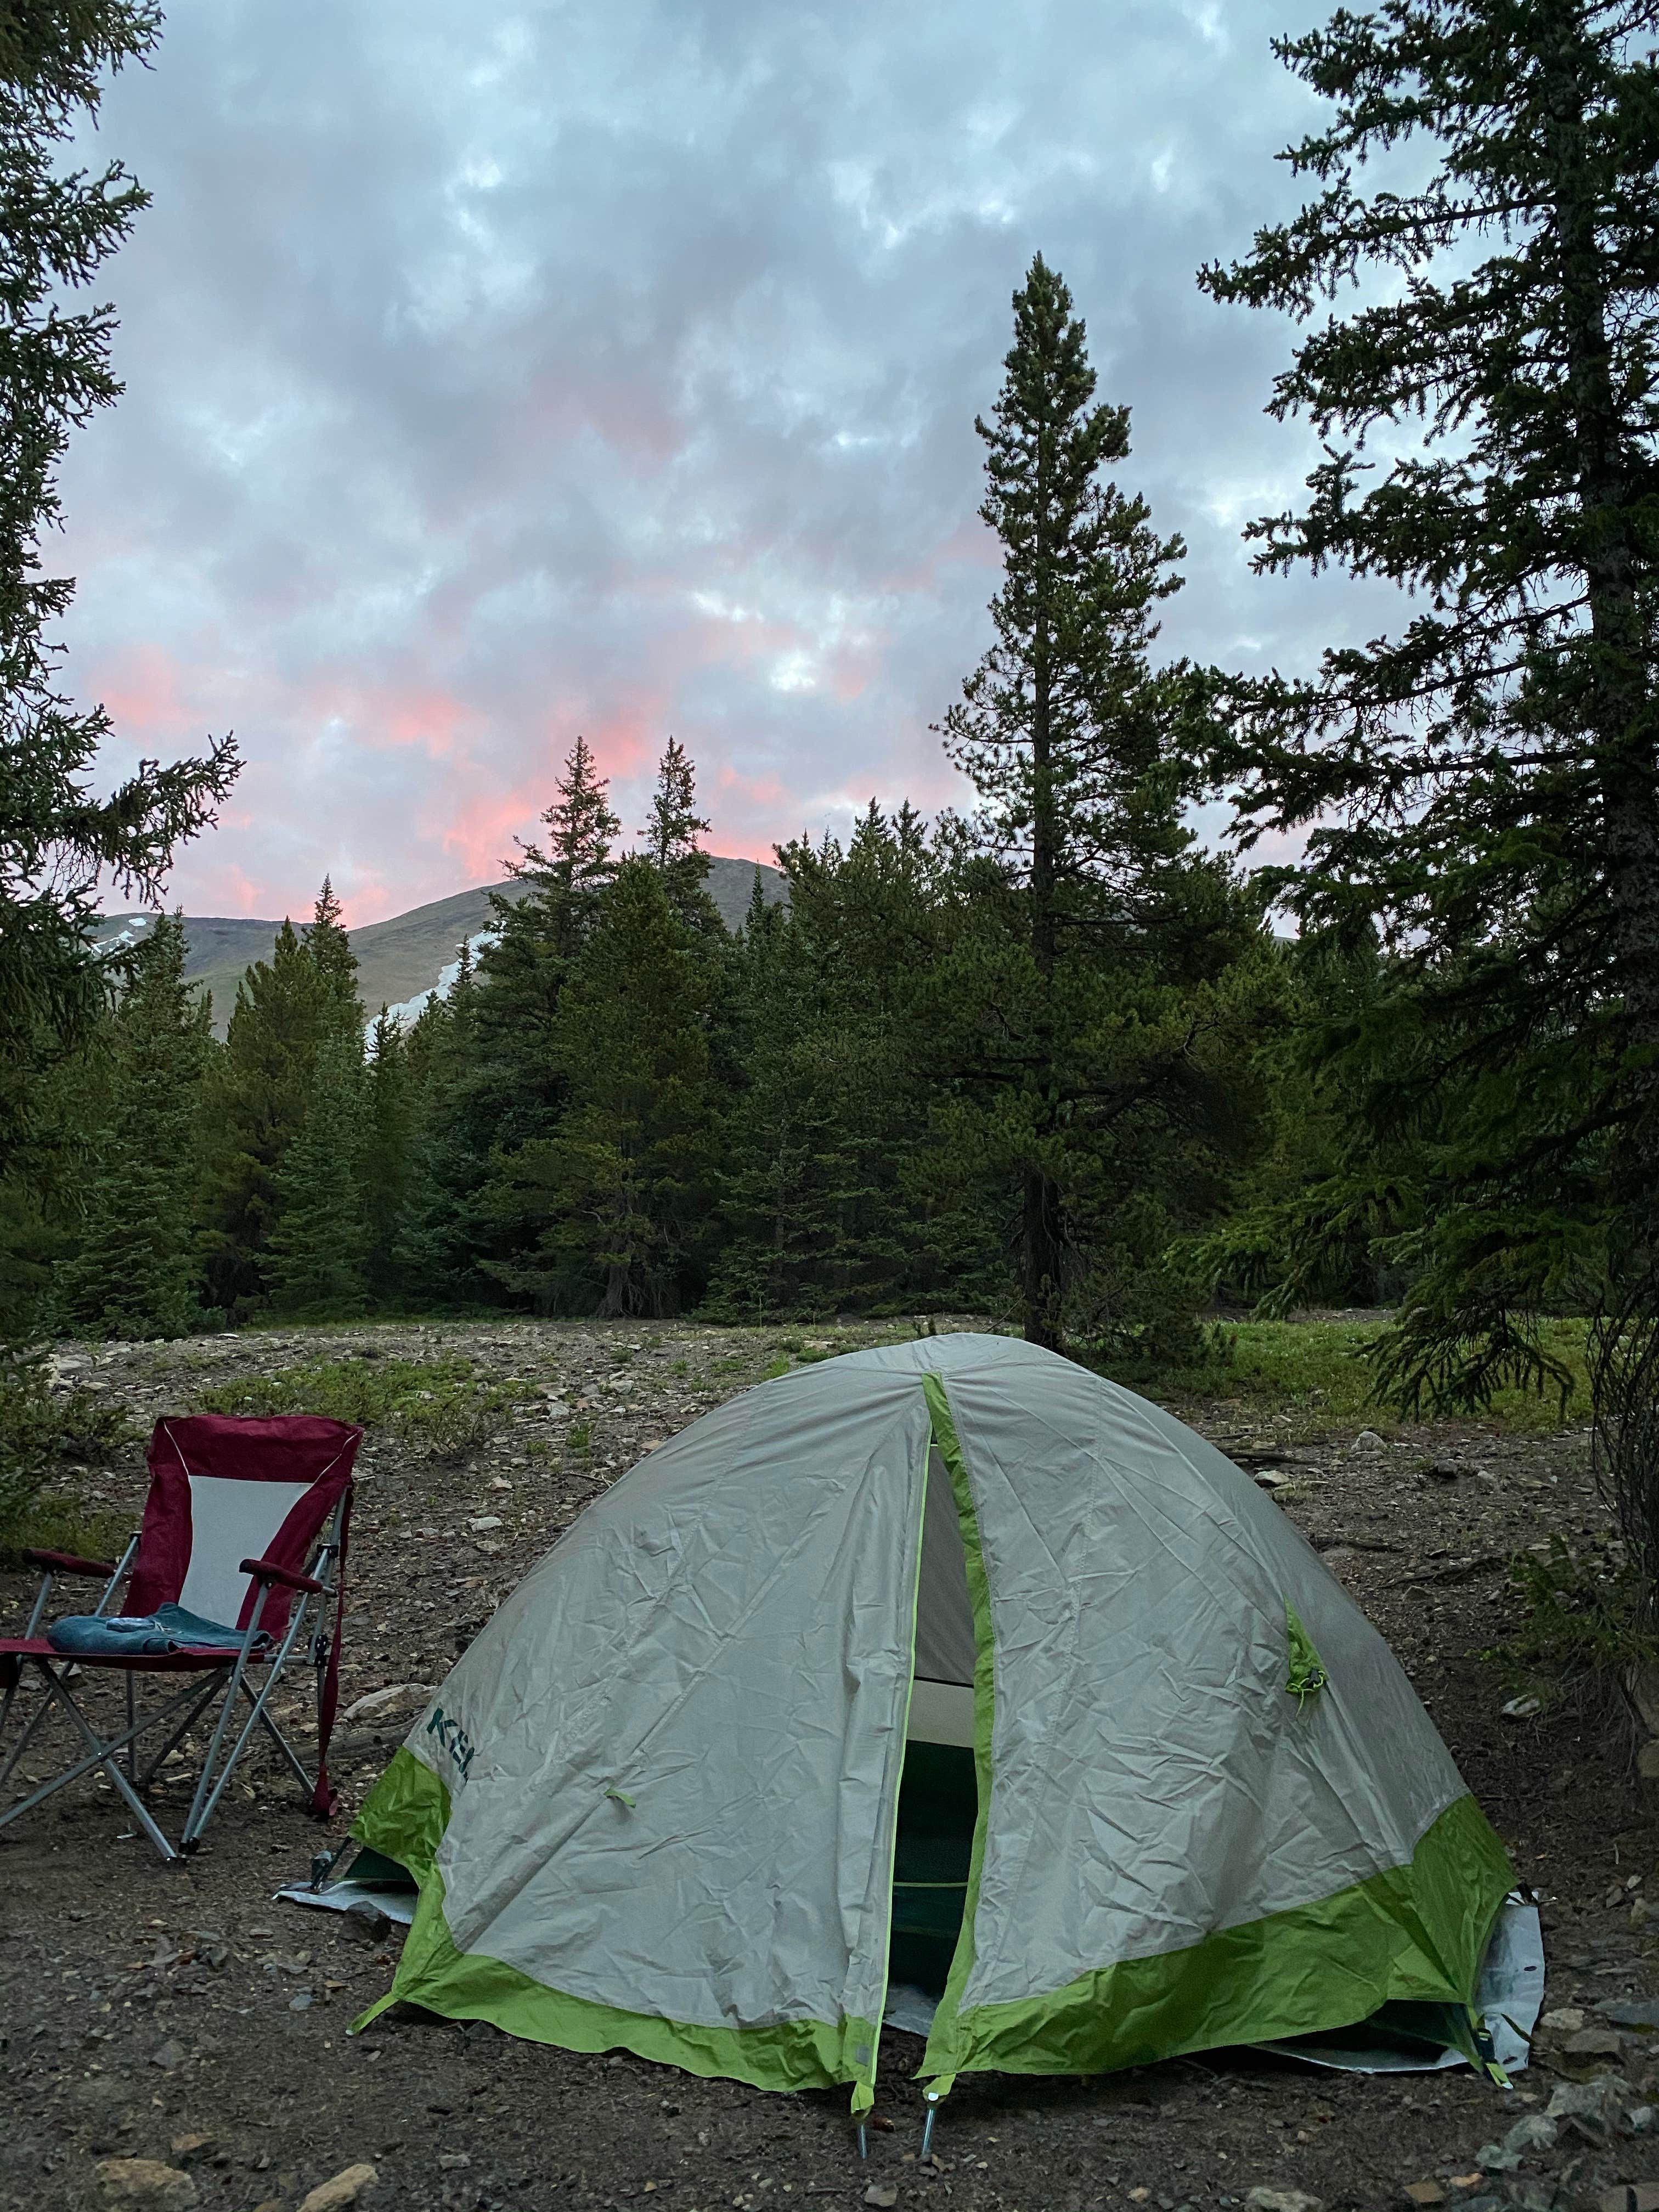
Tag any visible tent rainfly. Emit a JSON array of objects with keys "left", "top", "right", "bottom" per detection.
[{"left": 351, "top": 1334, "right": 1514, "bottom": 2109}]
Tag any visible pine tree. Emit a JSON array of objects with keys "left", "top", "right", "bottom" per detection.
[
  {"left": 198, "top": 882, "right": 366, "bottom": 1311},
  {"left": 642, "top": 736, "right": 720, "bottom": 935},
  {"left": 198, "top": 921, "right": 321, "bottom": 1311},
  {"left": 303, "top": 875, "right": 360, "bottom": 1037},
  {"left": 493, "top": 733, "right": 620, "bottom": 964},
  {"left": 0, "top": 6, "right": 236, "bottom": 1180},
  {"left": 941, "top": 254, "right": 1257, "bottom": 1351},
  {"left": 61, "top": 913, "right": 211, "bottom": 1339},
  {"left": 469, "top": 735, "right": 624, "bottom": 1166},
  {"left": 263, "top": 1028, "right": 369, "bottom": 1317},
  {"left": 1199, "top": 0, "right": 1659, "bottom": 1595},
  {"left": 361, "top": 1009, "right": 413, "bottom": 1301},
  {"left": 710, "top": 807, "right": 1002, "bottom": 1319},
  {"left": 396, "top": 941, "right": 496, "bottom": 1306},
  {"left": 486, "top": 860, "right": 720, "bottom": 1316}
]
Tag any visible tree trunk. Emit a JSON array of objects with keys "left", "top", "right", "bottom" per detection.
[
  {"left": 1021, "top": 1163, "right": 1064, "bottom": 1351},
  {"left": 1025, "top": 486, "right": 1063, "bottom": 1349}
]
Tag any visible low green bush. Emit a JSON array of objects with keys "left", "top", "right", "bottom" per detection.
[
  {"left": 0, "top": 1356, "right": 138, "bottom": 1564},
  {"left": 1490, "top": 1533, "right": 1655, "bottom": 1716},
  {"left": 192, "top": 1356, "right": 532, "bottom": 1464},
  {"left": 1135, "top": 1318, "right": 1590, "bottom": 1436}
]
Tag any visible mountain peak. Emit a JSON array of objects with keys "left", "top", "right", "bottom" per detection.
[{"left": 97, "top": 855, "right": 787, "bottom": 1034}]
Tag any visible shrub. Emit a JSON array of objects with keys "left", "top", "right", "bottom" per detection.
[
  {"left": 1493, "top": 1534, "right": 1657, "bottom": 1719},
  {"left": 0, "top": 1356, "right": 138, "bottom": 1563},
  {"left": 192, "top": 1356, "right": 530, "bottom": 1464}
]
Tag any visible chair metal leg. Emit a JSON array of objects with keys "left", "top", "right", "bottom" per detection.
[
  {"left": 242, "top": 1685, "right": 314, "bottom": 1795},
  {"left": 0, "top": 1664, "right": 228, "bottom": 1863},
  {"left": 48, "top": 1680, "right": 179, "bottom": 1863},
  {"left": 0, "top": 1677, "right": 57, "bottom": 1791},
  {"left": 135, "top": 1673, "right": 236, "bottom": 1790},
  {"left": 180, "top": 1598, "right": 313, "bottom": 1850}
]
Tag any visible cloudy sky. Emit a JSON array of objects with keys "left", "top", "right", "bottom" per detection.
[{"left": 61, "top": 0, "right": 1382, "bottom": 927}]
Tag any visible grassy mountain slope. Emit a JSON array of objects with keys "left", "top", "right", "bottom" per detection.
[{"left": 96, "top": 856, "right": 787, "bottom": 1033}]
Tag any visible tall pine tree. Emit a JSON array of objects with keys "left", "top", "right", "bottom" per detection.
[
  {"left": 198, "top": 882, "right": 365, "bottom": 1312},
  {"left": 360, "top": 1008, "right": 413, "bottom": 1302},
  {"left": 62, "top": 912, "right": 211, "bottom": 1339},
  {"left": 486, "top": 859, "right": 720, "bottom": 1317},
  {"left": 641, "top": 735, "right": 720, "bottom": 936},
  {"left": 396, "top": 941, "right": 494, "bottom": 1307},
  {"left": 1201, "top": 0, "right": 1659, "bottom": 1601},
  {"left": 942, "top": 254, "right": 1260, "bottom": 1351},
  {"left": 263, "top": 1026, "right": 369, "bottom": 1317},
  {"left": 0, "top": 4, "right": 236, "bottom": 1183}
]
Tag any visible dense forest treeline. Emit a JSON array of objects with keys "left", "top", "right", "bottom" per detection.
[{"left": 0, "top": 736, "right": 1329, "bottom": 1362}]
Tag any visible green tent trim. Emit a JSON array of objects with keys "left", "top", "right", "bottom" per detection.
[
  {"left": 917, "top": 1372, "right": 997, "bottom": 2094},
  {"left": 923, "top": 1788, "right": 1511, "bottom": 2082},
  {"left": 351, "top": 1747, "right": 882, "bottom": 2104}
]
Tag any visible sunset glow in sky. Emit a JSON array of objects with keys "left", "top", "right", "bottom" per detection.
[{"left": 61, "top": 0, "right": 1389, "bottom": 927}]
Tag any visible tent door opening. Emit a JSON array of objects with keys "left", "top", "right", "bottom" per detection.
[{"left": 891, "top": 1444, "right": 979, "bottom": 2005}]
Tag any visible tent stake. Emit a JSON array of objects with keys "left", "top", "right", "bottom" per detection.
[
  {"left": 856, "top": 2125, "right": 867, "bottom": 2160},
  {"left": 921, "top": 2094, "right": 939, "bottom": 2159}
]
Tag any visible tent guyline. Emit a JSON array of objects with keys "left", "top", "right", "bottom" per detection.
[{"left": 337, "top": 1334, "right": 1514, "bottom": 2111}]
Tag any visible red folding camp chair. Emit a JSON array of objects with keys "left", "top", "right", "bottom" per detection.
[{"left": 0, "top": 1414, "right": 361, "bottom": 1863}]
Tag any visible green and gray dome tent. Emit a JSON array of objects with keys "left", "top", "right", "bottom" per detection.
[{"left": 350, "top": 1334, "right": 1513, "bottom": 2110}]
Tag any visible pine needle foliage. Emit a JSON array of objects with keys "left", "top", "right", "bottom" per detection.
[
  {"left": 1201, "top": 0, "right": 1659, "bottom": 1599},
  {"left": 941, "top": 254, "right": 1264, "bottom": 1354},
  {"left": 63, "top": 912, "right": 210, "bottom": 1340},
  {"left": 263, "top": 1026, "right": 370, "bottom": 1318},
  {"left": 484, "top": 858, "right": 721, "bottom": 1318},
  {"left": 0, "top": 1, "right": 236, "bottom": 1184}
]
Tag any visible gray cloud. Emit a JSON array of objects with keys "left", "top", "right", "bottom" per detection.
[{"left": 59, "top": 0, "right": 1384, "bottom": 923}]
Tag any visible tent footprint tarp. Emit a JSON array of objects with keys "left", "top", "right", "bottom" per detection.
[{"left": 350, "top": 1334, "right": 1514, "bottom": 2109}]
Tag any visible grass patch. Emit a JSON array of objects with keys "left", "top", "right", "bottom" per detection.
[
  {"left": 0, "top": 1359, "right": 138, "bottom": 1565},
  {"left": 191, "top": 1356, "right": 532, "bottom": 1463},
  {"left": 1136, "top": 1318, "right": 1592, "bottom": 1436},
  {"left": 5, "top": 1492, "right": 132, "bottom": 1574}
]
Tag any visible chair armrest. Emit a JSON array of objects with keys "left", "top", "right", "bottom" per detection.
[
  {"left": 22, "top": 1548, "right": 119, "bottom": 1579},
  {"left": 240, "top": 1556, "right": 325, "bottom": 1596}
]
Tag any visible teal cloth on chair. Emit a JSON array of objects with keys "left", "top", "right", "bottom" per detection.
[{"left": 47, "top": 1604, "right": 270, "bottom": 1657}]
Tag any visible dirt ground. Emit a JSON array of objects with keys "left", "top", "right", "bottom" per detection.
[{"left": 3, "top": 1317, "right": 1657, "bottom": 2212}]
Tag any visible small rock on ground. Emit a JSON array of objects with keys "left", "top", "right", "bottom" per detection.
[
  {"left": 1564, "top": 2024, "right": 1627, "bottom": 2057},
  {"left": 93, "top": 2159, "right": 199, "bottom": 2212},
  {"left": 296, "top": 2164, "right": 379, "bottom": 2212},
  {"left": 1503, "top": 2113, "right": 1558, "bottom": 2155},
  {"left": 1246, "top": 2191, "right": 1323, "bottom": 2212}
]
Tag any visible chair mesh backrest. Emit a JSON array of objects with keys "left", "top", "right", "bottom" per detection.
[{"left": 127, "top": 1415, "right": 363, "bottom": 1634}]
